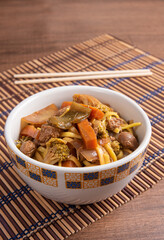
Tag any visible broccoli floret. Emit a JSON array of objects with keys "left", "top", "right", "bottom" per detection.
[
  {"left": 99, "top": 104, "right": 113, "bottom": 113},
  {"left": 44, "top": 138, "right": 70, "bottom": 164},
  {"left": 111, "top": 140, "right": 120, "bottom": 155},
  {"left": 92, "top": 119, "right": 109, "bottom": 139},
  {"left": 98, "top": 121, "right": 109, "bottom": 138}
]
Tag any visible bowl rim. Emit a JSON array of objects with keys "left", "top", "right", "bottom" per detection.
[{"left": 5, "top": 85, "right": 152, "bottom": 173}]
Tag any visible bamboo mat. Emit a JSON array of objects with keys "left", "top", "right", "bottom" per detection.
[{"left": 0, "top": 34, "right": 164, "bottom": 240}]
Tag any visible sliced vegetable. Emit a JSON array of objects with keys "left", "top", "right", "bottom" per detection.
[
  {"left": 77, "top": 119, "right": 97, "bottom": 149},
  {"left": 80, "top": 149, "right": 98, "bottom": 162},
  {"left": 22, "top": 104, "right": 58, "bottom": 126},
  {"left": 34, "top": 151, "right": 44, "bottom": 162},
  {"left": 20, "top": 125, "right": 40, "bottom": 139},
  {"left": 37, "top": 146, "right": 46, "bottom": 158},
  {"left": 69, "top": 126, "right": 79, "bottom": 134},
  {"left": 49, "top": 102, "right": 91, "bottom": 129},
  {"left": 61, "top": 101, "right": 72, "bottom": 109},
  {"left": 67, "top": 155, "right": 81, "bottom": 167},
  {"left": 69, "top": 139, "right": 83, "bottom": 151},
  {"left": 61, "top": 160, "right": 77, "bottom": 167},
  {"left": 61, "top": 101, "right": 104, "bottom": 120},
  {"left": 88, "top": 106, "right": 104, "bottom": 120}
]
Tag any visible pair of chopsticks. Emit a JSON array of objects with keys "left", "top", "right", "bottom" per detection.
[{"left": 14, "top": 69, "right": 152, "bottom": 85}]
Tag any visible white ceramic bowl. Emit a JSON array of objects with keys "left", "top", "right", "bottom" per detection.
[{"left": 5, "top": 86, "right": 151, "bottom": 204}]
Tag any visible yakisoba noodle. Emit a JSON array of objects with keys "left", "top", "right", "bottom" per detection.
[{"left": 16, "top": 94, "right": 141, "bottom": 167}]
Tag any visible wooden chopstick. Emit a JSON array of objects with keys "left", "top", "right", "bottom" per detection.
[
  {"left": 14, "top": 69, "right": 152, "bottom": 85},
  {"left": 14, "top": 69, "right": 150, "bottom": 79}
]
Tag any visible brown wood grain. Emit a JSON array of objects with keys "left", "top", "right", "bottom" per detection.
[
  {"left": 0, "top": 1, "right": 164, "bottom": 240},
  {"left": 69, "top": 180, "right": 164, "bottom": 240},
  {"left": 0, "top": 0, "right": 164, "bottom": 73}
]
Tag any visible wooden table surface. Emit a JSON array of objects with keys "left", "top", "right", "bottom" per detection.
[{"left": 0, "top": 1, "right": 164, "bottom": 239}]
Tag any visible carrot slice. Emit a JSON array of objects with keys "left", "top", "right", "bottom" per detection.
[
  {"left": 20, "top": 125, "right": 39, "bottom": 139},
  {"left": 22, "top": 104, "right": 58, "bottom": 126},
  {"left": 34, "top": 129, "right": 41, "bottom": 140},
  {"left": 61, "top": 101, "right": 104, "bottom": 120},
  {"left": 88, "top": 106, "right": 104, "bottom": 120},
  {"left": 61, "top": 101, "right": 72, "bottom": 108},
  {"left": 77, "top": 119, "right": 97, "bottom": 149}
]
